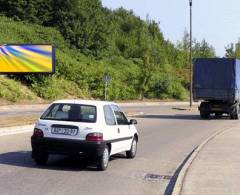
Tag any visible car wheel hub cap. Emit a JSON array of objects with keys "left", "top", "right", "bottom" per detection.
[
  {"left": 132, "top": 140, "right": 137, "bottom": 154},
  {"left": 103, "top": 149, "right": 109, "bottom": 167}
]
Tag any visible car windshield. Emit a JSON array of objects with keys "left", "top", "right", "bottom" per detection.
[{"left": 40, "top": 103, "right": 97, "bottom": 123}]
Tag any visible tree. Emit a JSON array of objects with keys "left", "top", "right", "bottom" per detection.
[
  {"left": 225, "top": 43, "right": 235, "bottom": 58},
  {"left": 193, "top": 39, "right": 215, "bottom": 58},
  {"left": 177, "top": 31, "right": 215, "bottom": 62},
  {"left": 135, "top": 19, "right": 163, "bottom": 100},
  {"left": 225, "top": 40, "right": 240, "bottom": 59}
]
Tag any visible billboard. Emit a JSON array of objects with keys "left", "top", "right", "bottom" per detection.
[{"left": 0, "top": 44, "right": 55, "bottom": 73}]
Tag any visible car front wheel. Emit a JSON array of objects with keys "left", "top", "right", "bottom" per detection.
[{"left": 126, "top": 138, "right": 137, "bottom": 159}]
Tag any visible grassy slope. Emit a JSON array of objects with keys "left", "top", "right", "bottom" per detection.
[
  {"left": 0, "top": 76, "right": 41, "bottom": 104},
  {"left": 0, "top": 16, "right": 187, "bottom": 104}
]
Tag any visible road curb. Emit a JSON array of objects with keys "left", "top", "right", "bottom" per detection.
[
  {"left": 0, "top": 124, "right": 34, "bottom": 136},
  {"left": 171, "top": 126, "right": 234, "bottom": 195},
  {"left": 126, "top": 112, "right": 144, "bottom": 117},
  {"left": 119, "top": 102, "right": 199, "bottom": 107},
  {"left": 0, "top": 112, "right": 141, "bottom": 136}
]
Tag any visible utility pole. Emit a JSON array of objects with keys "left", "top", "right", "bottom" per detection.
[{"left": 189, "top": 0, "right": 193, "bottom": 108}]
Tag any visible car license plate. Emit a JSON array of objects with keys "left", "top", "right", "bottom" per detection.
[{"left": 51, "top": 127, "right": 78, "bottom": 136}]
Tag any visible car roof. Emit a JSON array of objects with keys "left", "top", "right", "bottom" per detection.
[{"left": 52, "top": 99, "right": 117, "bottom": 107}]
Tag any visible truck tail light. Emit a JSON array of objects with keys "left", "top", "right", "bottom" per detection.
[
  {"left": 86, "top": 133, "right": 103, "bottom": 141},
  {"left": 33, "top": 128, "right": 44, "bottom": 138}
]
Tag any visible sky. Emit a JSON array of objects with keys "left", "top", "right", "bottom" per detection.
[{"left": 102, "top": 0, "right": 240, "bottom": 57}]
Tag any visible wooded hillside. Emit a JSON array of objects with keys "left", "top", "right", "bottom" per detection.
[{"left": 0, "top": 0, "right": 216, "bottom": 102}]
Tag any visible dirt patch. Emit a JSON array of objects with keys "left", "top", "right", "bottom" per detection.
[
  {"left": 0, "top": 115, "right": 38, "bottom": 128},
  {"left": 0, "top": 98, "right": 49, "bottom": 106}
]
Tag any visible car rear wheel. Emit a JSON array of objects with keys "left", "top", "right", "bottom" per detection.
[
  {"left": 33, "top": 151, "right": 48, "bottom": 165},
  {"left": 97, "top": 146, "right": 109, "bottom": 171},
  {"left": 200, "top": 111, "right": 209, "bottom": 119},
  {"left": 126, "top": 138, "right": 137, "bottom": 159}
]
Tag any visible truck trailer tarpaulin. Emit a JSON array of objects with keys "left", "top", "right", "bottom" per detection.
[{"left": 193, "top": 58, "right": 240, "bottom": 102}]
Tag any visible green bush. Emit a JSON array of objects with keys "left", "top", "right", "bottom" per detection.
[
  {"left": 147, "top": 71, "right": 187, "bottom": 100},
  {"left": 31, "top": 76, "right": 86, "bottom": 100}
]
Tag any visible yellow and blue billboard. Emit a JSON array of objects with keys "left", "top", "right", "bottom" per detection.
[{"left": 0, "top": 44, "right": 55, "bottom": 73}]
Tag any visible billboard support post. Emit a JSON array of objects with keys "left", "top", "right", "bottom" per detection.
[
  {"left": 103, "top": 74, "right": 112, "bottom": 101},
  {"left": 105, "top": 81, "right": 108, "bottom": 101}
]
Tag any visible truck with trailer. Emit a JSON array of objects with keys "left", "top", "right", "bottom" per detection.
[{"left": 193, "top": 58, "right": 240, "bottom": 119}]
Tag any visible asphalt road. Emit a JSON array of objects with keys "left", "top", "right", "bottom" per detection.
[
  {"left": 0, "top": 102, "right": 193, "bottom": 118},
  {"left": 0, "top": 105, "right": 238, "bottom": 195}
]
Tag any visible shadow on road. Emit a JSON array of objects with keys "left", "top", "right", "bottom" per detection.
[
  {"left": 164, "top": 147, "right": 197, "bottom": 195},
  {"left": 135, "top": 114, "right": 230, "bottom": 121},
  {"left": 135, "top": 114, "right": 200, "bottom": 120},
  {"left": 0, "top": 151, "right": 89, "bottom": 171},
  {"left": 0, "top": 151, "right": 125, "bottom": 171}
]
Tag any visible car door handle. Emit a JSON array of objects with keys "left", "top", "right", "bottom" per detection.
[{"left": 117, "top": 128, "right": 120, "bottom": 133}]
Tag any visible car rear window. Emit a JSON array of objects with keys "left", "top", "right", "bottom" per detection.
[{"left": 40, "top": 103, "right": 97, "bottom": 123}]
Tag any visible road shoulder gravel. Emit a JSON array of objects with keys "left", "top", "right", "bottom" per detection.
[{"left": 0, "top": 124, "right": 34, "bottom": 136}]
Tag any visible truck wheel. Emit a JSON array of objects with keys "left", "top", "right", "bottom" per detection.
[
  {"left": 215, "top": 113, "right": 222, "bottom": 118},
  {"left": 97, "top": 145, "right": 109, "bottom": 171},
  {"left": 230, "top": 106, "right": 239, "bottom": 120},
  {"left": 34, "top": 151, "right": 48, "bottom": 165},
  {"left": 200, "top": 111, "right": 209, "bottom": 119}
]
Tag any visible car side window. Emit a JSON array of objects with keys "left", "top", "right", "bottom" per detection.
[
  {"left": 103, "top": 105, "right": 116, "bottom": 126},
  {"left": 43, "top": 104, "right": 60, "bottom": 118},
  {"left": 111, "top": 105, "right": 129, "bottom": 125}
]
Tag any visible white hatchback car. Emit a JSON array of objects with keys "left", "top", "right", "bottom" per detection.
[{"left": 31, "top": 100, "right": 139, "bottom": 170}]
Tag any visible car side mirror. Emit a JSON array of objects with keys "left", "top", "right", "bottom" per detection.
[{"left": 129, "top": 119, "right": 137, "bottom": 125}]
